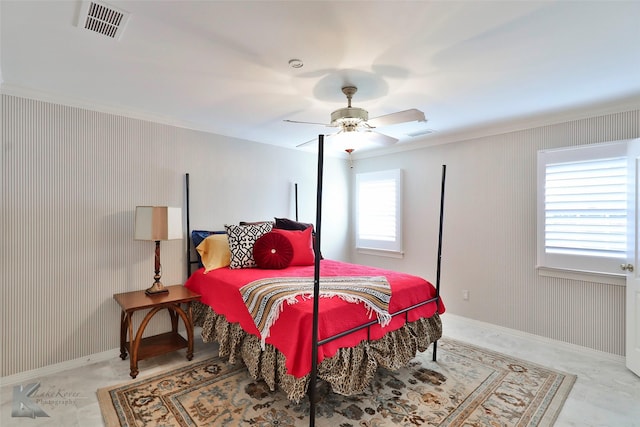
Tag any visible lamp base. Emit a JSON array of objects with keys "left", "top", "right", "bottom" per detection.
[{"left": 145, "top": 282, "right": 169, "bottom": 296}]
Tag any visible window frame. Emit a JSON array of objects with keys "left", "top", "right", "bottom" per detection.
[
  {"left": 537, "top": 140, "right": 628, "bottom": 282},
  {"left": 354, "top": 169, "right": 403, "bottom": 256}
]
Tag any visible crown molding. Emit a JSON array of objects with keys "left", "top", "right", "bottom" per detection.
[
  {"left": 3, "top": 83, "right": 638, "bottom": 161},
  {"left": 0, "top": 83, "right": 218, "bottom": 135},
  {"left": 354, "top": 94, "right": 640, "bottom": 159}
]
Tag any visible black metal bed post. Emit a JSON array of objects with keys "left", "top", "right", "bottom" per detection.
[
  {"left": 308, "top": 135, "right": 324, "bottom": 427},
  {"left": 185, "top": 173, "right": 192, "bottom": 277},
  {"left": 295, "top": 183, "right": 299, "bottom": 221},
  {"left": 433, "top": 164, "right": 447, "bottom": 362}
]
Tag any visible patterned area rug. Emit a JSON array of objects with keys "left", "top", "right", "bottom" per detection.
[{"left": 98, "top": 338, "right": 576, "bottom": 426}]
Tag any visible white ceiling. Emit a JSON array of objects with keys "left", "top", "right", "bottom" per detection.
[{"left": 1, "top": 1, "right": 639, "bottom": 156}]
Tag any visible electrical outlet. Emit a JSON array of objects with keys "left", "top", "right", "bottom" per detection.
[{"left": 462, "top": 290, "right": 469, "bottom": 301}]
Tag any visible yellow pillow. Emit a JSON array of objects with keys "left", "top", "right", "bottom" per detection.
[{"left": 196, "top": 234, "right": 231, "bottom": 273}]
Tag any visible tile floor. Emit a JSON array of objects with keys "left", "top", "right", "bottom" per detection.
[{"left": 1, "top": 314, "right": 639, "bottom": 426}]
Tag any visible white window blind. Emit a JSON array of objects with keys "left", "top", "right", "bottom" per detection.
[
  {"left": 538, "top": 141, "right": 628, "bottom": 275},
  {"left": 355, "top": 169, "right": 402, "bottom": 254}
]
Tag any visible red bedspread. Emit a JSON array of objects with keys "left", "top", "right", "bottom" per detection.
[{"left": 185, "top": 259, "right": 444, "bottom": 378}]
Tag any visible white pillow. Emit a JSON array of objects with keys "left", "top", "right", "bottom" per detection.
[{"left": 224, "top": 222, "right": 273, "bottom": 269}]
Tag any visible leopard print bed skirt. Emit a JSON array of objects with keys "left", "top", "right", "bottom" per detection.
[{"left": 191, "top": 301, "right": 443, "bottom": 402}]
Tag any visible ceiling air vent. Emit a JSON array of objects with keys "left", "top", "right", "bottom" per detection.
[
  {"left": 77, "top": 1, "right": 130, "bottom": 40},
  {"left": 407, "top": 128, "right": 435, "bottom": 137}
]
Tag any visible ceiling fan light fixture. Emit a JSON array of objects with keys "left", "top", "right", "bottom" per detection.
[{"left": 331, "top": 131, "right": 386, "bottom": 153}]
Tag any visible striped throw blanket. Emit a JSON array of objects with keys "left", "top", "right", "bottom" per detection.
[{"left": 240, "top": 276, "right": 392, "bottom": 350}]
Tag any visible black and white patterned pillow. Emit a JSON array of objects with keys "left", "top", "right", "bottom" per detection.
[{"left": 225, "top": 222, "right": 273, "bottom": 269}]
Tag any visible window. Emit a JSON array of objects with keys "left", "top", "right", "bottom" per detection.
[
  {"left": 355, "top": 169, "right": 402, "bottom": 255},
  {"left": 537, "top": 141, "right": 628, "bottom": 276}
]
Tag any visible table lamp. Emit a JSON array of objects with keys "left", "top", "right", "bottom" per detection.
[{"left": 134, "top": 206, "right": 182, "bottom": 295}]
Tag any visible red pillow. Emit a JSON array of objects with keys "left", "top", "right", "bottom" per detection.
[
  {"left": 272, "top": 227, "right": 315, "bottom": 266},
  {"left": 253, "top": 232, "right": 294, "bottom": 269},
  {"left": 274, "top": 217, "right": 323, "bottom": 260}
]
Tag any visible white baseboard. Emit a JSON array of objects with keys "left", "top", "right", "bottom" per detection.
[
  {"left": 444, "top": 313, "right": 625, "bottom": 364},
  {"left": 0, "top": 348, "right": 121, "bottom": 387},
  {"left": 1, "top": 327, "right": 198, "bottom": 387}
]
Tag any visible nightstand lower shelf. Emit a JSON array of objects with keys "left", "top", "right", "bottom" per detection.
[{"left": 123, "top": 331, "right": 188, "bottom": 362}]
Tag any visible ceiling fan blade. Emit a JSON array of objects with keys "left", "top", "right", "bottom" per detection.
[
  {"left": 363, "top": 131, "right": 399, "bottom": 146},
  {"left": 367, "top": 109, "right": 426, "bottom": 128},
  {"left": 284, "top": 119, "right": 336, "bottom": 127},
  {"left": 295, "top": 131, "right": 340, "bottom": 148},
  {"left": 296, "top": 137, "right": 320, "bottom": 148}
]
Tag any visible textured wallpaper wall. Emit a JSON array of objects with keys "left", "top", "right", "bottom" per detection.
[
  {"left": 1, "top": 94, "right": 349, "bottom": 378},
  {"left": 351, "top": 109, "right": 640, "bottom": 357}
]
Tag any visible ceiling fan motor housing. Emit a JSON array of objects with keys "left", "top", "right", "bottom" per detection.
[{"left": 331, "top": 107, "right": 369, "bottom": 131}]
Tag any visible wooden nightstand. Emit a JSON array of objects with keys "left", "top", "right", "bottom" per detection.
[{"left": 113, "top": 285, "right": 201, "bottom": 378}]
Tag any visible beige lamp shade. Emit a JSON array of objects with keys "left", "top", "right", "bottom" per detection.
[{"left": 134, "top": 206, "right": 182, "bottom": 241}]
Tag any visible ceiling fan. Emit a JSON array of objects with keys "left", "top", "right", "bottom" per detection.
[{"left": 285, "top": 86, "right": 427, "bottom": 149}]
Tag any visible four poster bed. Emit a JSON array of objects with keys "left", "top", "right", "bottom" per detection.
[{"left": 183, "top": 136, "right": 447, "bottom": 424}]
